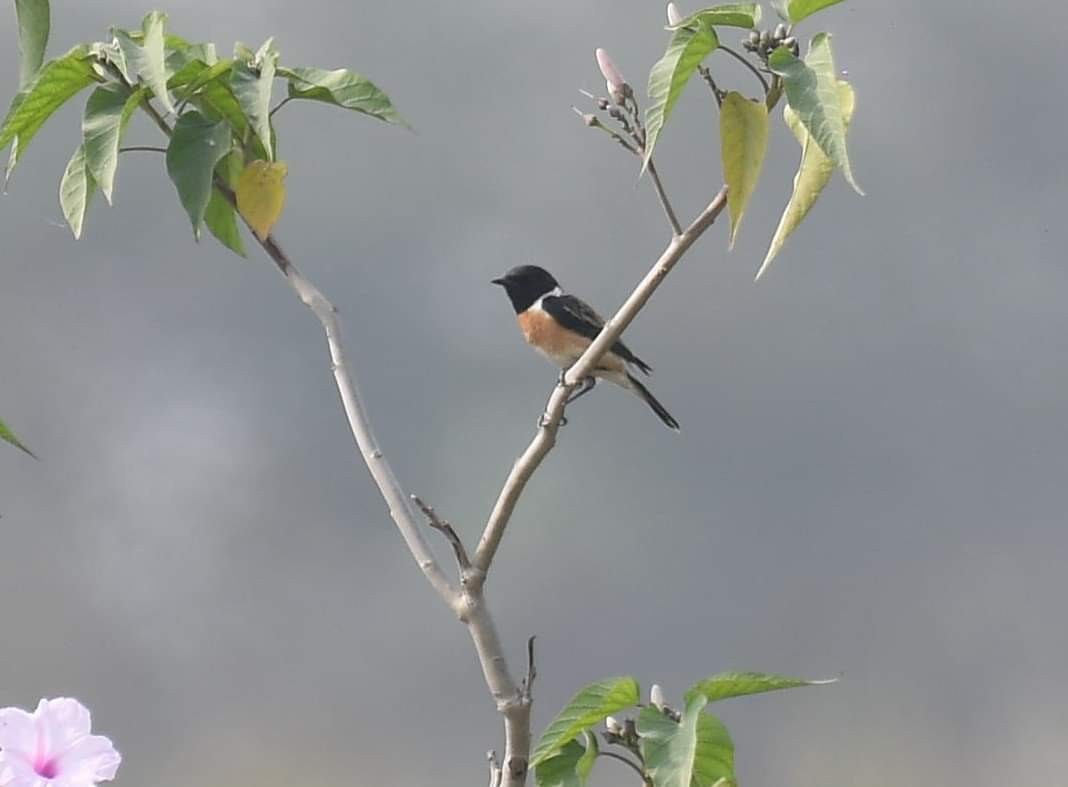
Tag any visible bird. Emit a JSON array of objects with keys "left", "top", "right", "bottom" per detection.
[{"left": 492, "top": 264, "right": 679, "bottom": 431}]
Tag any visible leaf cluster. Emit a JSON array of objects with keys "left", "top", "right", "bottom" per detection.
[
  {"left": 1, "top": 3, "right": 407, "bottom": 254},
  {"left": 532, "top": 672, "right": 833, "bottom": 786},
  {"left": 605, "top": 0, "right": 860, "bottom": 276}
]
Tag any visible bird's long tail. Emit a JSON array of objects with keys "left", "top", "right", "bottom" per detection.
[{"left": 625, "top": 372, "right": 680, "bottom": 432}]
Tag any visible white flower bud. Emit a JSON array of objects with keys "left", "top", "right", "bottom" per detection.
[
  {"left": 666, "top": 2, "right": 684, "bottom": 26},
  {"left": 650, "top": 684, "right": 666, "bottom": 710},
  {"left": 595, "top": 48, "right": 628, "bottom": 105},
  {"left": 605, "top": 716, "right": 623, "bottom": 734}
]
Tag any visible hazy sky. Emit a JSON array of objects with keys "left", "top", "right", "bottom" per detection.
[{"left": 2, "top": 1, "right": 1067, "bottom": 785}]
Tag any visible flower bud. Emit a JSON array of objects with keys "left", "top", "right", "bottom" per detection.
[
  {"left": 605, "top": 716, "right": 623, "bottom": 734},
  {"left": 650, "top": 684, "right": 666, "bottom": 710},
  {"left": 748, "top": 30, "right": 761, "bottom": 45},
  {"left": 759, "top": 30, "right": 772, "bottom": 49},
  {"left": 595, "top": 48, "right": 628, "bottom": 105},
  {"left": 774, "top": 23, "right": 787, "bottom": 40},
  {"left": 666, "top": 2, "right": 684, "bottom": 26}
]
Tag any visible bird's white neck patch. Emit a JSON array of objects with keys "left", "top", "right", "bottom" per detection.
[{"left": 531, "top": 286, "right": 562, "bottom": 311}]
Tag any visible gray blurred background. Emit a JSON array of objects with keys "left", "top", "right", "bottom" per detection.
[{"left": 2, "top": 1, "right": 1066, "bottom": 784}]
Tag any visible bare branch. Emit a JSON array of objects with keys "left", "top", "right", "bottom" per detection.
[
  {"left": 132, "top": 81, "right": 533, "bottom": 787},
  {"left": 412, "top": 494, "right": 474, "bottom": 577},
  {"left": 474, "top": 185, "right": 730, "bottom": 578}
]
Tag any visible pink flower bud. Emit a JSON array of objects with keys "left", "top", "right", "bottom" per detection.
[
  {"left": 666, "top": 2, "right": 684, "bottom": 26},
  {"left": 595, "top": 48, "right": 628, "bottom": 105}
]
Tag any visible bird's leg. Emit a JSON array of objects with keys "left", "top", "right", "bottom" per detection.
[{"left": 566, "top": 376, "right": 597, "bottom": 404}]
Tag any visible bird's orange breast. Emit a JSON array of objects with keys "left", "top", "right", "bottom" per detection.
[{"left": 517, "top": 308, "right": 588, "bottom": 362}]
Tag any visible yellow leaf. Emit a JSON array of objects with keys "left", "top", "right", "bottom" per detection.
[
  {"left": 236, "top": 159, "right": 288, "bottom": 240},
  {"left": 756, "top": 81, "right": 854, "bottom": 281},
  {"left": 719, "top": 92, "right": 769, "bottom": 249}
]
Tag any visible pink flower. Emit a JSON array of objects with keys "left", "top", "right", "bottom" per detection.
[
  {"left": 595, "top": 48, "right": 628, "bottom": 105},
  {"left": 0, "top": 699, "right": 120, "bottom": 787}
]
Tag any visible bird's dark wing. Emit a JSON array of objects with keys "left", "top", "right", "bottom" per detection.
[{"left": 542, "top": 294, "right": 652, "bottom": 374}]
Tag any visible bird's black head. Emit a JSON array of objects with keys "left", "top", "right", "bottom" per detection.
[{"left": 491, "top": 265, "right": 560, "bottom": 313}]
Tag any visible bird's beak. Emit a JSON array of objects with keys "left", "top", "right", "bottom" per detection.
[{"left": 490, "top": 277, "right": 507, "bottom": 286}]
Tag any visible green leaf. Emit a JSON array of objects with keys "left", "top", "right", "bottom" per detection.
[
  {"left": 786, "top": 0, "right": 846, "bottom": 24},
  {"left": 534, "top": 734, "right": 598, "bottom": 787},
  {"left": 667, "top": 3, "right": 762, "bottom": 30},
  {"left": 115, "top": 12, "right": 175, "bottom": 114},
  {"left": 170, "top": 59, "right": 232, "bottom": 99},
  {"left": 576, "top": 731, "right": 598, "bottom": 782},
  {"left": 685, "top": 671, "right": 834, "bottom": 704},
  {"left": 0, "top": 417, "right": 36, "bottom": 458},
  {"left": 531, "top": 676, "right": 640, "bottom": 766},
  {"left": 230, "top": 41, "right": 277, "bottom": 160},
  {"left": 204, "top": 152, "right": 245, "bottom": 257},
  {"left": 640, "top": 698, "right": 736, "bottom": 787},
  {"left": 638, "top": 695, "right": 708, "bottom": 787},
  {"left": 691, "top": 711, "right": 735, "bottom": 787},
  {"left": 165, "top": 40, "right": 217, "bottom": 75},
  {"left": 59, "top": 144, "right": 95, "bottom": 239},
  {"left": 277, "top": 66, "right": 409, "bottom": 127},
  {"left": 644, "top": 22, "right": 719, "bottom": 170},
  {"left": 0, "top": 46, "right": 96, "bottom": 177},
  {"left": 756, "top": 80, "right": 855, "bottom": 280},
  {"left": 768, "top": 33, "right": 861, "bottom": 194},
  {"left": 82, "top": 84, "right": 144, "bottom": 204},
  {"left": 719, "top": 92, "right": 769, "bottom": 248},
  {"left": 14, "top": 0, "right": 50, "bottom": 89},
  {"left": 165, "top": 111, "right": 232, "bottom": 238}
]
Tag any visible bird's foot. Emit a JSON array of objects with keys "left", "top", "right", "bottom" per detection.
[{"left": 566, "top": 376, "right": 597, "bottom": 404}]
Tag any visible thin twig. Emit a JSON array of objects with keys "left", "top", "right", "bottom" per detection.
[
  {"left": 474, "top": 185, "right": 730, "bottom": 579},
  {"left": 599, "top": 751, "right": 650, "bottom": 784},
  {"left": 644, "top": 158, "right": 683, "bottom": 236},
  {"left": 697, "top": 65, "right": 724, "bottom": 107},
  {"left": 572, "top": 107, "right": 639, "bottom": 155},
  {"left": 521, "top": 636, "right": 537, "bottom": 701},
  {"left": 118, "top": 145, "right": 168, "bottom": 154},
  {"left": 487, "top": 751, "right": 502, "bottom": 787},
  {"left": 718, "top": 44, "right": 770, "bottom": 94},
  {"left": 269, "top": 95, "right": 293, "bottom": 119},
  {"left": 412, "top": 494, "right": 473, "bottom": 576}
]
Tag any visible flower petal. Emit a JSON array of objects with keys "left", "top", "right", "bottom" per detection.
[
  {"left": 53, "top": 735, "right": 120, "bottom": 784},
  {"left": 0, "top": 751, "right": 45, "bottom": 787},
  {"left": 0, "top": 708, "right": 37, "bottom": 757},
  {"left": 34, "top": 699, "right": 91, "bottom": 755}
]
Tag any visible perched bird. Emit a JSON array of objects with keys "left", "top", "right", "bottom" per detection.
[{"left": 492, "top": 264, "right": 679, "bottom": 431}]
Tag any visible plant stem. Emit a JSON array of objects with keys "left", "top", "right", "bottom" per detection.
[
  {"left": 599, "top": 751, "right": 651, "bottom": 785},
  {"left": 718, "top": 44, "right": 770, "bottom": 94},
  {"left": 645, "top": 158, "right": 683, "bottom": 236},
  {"left": 269, "top": 96, "right": 293, "bottom": 119}
]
